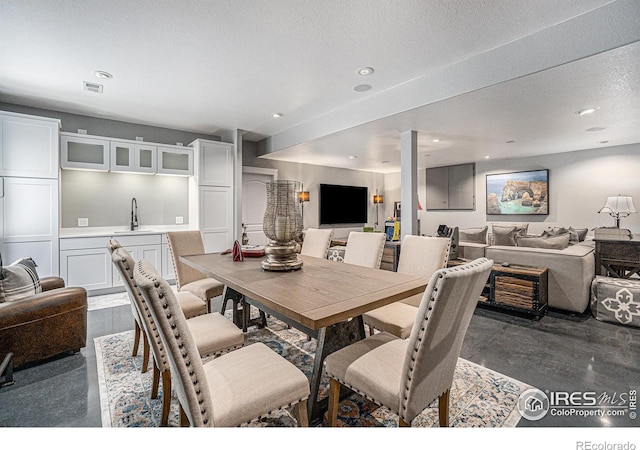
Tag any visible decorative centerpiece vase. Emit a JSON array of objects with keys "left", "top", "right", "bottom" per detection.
[{"left": 261, "top": 180, "right": 304, "bottom": 271}]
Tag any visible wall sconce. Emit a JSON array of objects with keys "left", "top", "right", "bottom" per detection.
[
  {"left": 373, "top": 190, "right": 384, "bottom": 230},
  {"left": 598, "top": 195, "right": 637, "bottom": 228},
  {"left": 299, "top": 189, "right": 310, "bottom": 222}
]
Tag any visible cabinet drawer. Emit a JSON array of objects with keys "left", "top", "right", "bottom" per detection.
[{"left": 60, "top": 236, "right": 109, "bottom": 250}]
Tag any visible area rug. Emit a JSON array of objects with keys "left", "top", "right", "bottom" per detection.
[
  {"left": 87, "top": 291, "right": 130, "bottom": 311},
  {"left": 95, "top": 317, "right": 530, "bottom": 428}
]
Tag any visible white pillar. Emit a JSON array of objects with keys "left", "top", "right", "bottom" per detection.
[
  {"left": 400, "top": 130, "right": 418, "bottom": 240},
  {"left": 233, "top": 129, "right": 244, "bottom": 242}
]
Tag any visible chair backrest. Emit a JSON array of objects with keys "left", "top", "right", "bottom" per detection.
[
  {"left": 343, "top": 231, "right": 386, "bottom": 268},
  {"left": 106, "top": 238, "right": 121, "bottom": 255},
  {"left": 106, "top": 238, "right": 146, "bottom": 330},
  {"left": 397, "top": 235, "right": 450, "bottom": 277},
  {"left": 399, "top": 257, "right": 493, "bottom": 422},
  {"left": 300, "top": 228, "right": 333, "bottom": 258},
  {"left": 134, "top": 259, "right": 214, "bottom": 427},
  {"left": 110, "top": 247, "right": 168, "bottom": 372},
  {"left": 166, "top": 231, "right": 206, "bottom": 289}
]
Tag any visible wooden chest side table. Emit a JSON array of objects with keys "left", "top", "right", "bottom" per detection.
[
  {"left": 594, "top": 238, "right": 640, "bottom": 279},
  {"left": 488, "top": 264, "right": 548, "bottom": 320}
]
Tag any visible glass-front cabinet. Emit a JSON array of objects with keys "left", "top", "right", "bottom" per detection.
[
  {"left": 157, "top": 146, "right": 193, "bottom": 176},
  {"left": 60, "top": 133, "right": 110, "bottom": 171},
  {"left": 134, "top": 143, "right": 157, "bottom": 174},
  {"left": 109, "top": 140, "right": 136, "bottom": 172}
]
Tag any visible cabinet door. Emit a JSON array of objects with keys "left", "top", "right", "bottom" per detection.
[
  {"left": 157, "top": 146, "right": 193, "bottom": 176},
  {"left": 0, "top": 177, "right": 59, "bottom": 276},
  {"left": 61, "top": 134, "right": 110, "bottom": 171},
  {"left": 60, "top": 248, "right": 112, "bottom": 291},
  {"left": 0, "top": 113, "right": 59, "bottom": 179},
  {"left": 426, "top": 166, "right": 449, "bottom": 210},
  {"left": 112, "top": 244, "right": 160, "bottom": 287},
  {"left": 199, "top": 186, "right": 231, "bottom": 252},
  {"left": 198, "top": 141, "right": 233, "bottom": 186},
  {"left": 448, "top": 163, "right": 475, "bottom": 210},
  {"left": 110, "top": 141, "right": 136, "bottom": 172},
  {"left": 134, "top": 144, "right": 157, "bottom": 173},
  {"left": 161, "top": 241, "right": 176, "bottom": 281}
]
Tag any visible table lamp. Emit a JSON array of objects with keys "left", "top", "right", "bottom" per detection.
[{"left": 598, "top": 195, "right": 637, "bottom": 228}]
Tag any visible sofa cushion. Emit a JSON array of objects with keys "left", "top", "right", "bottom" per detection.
[
  {"left": 516, "top": 233, "right": 571, "bottom": 250},
  {"left": 459, "top": 226, "right": 488, "bottom": 244},
  {"left": 569, "top": 227, "right": 589, "bottom": 242},
  {"left": 492, "top": 226, "right": 518, "bottom": 246},
  {"left": 0, "top": 257, "right": 42, "bottom": 303},
  {"left": 542, "top": 227, "right": 569, "bottom": 237}
]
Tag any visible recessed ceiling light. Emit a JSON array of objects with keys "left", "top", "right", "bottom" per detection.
[
  {"left": 348, "top": 155, "right": 357, "bottom": 159},
  {"left": 506, "top": 140, "right": 516, "bottom": 144},
  {"left": 272, "top": 112, "right": 284, "bottom": 118},
  {"left": 93, "top": 70, "right": 113, "bottom": 79},
  {"left": 432, "top": 139, "right": 440, "bottom": 143},
  {"left": 586, "top": 127, "right": 606, "bottom": 132},
  {"left": 598, "top": 140, "right": 610, "bottom": 144},
  {"left": 485, "top": 155, "right": 490, "bottom": 159},
  {"left": 353, "top": 84, "right": 372, "bottom": 92},
  {"left": 381, "top": 160, "right": 390, "bottom": 164},
  {"left": 577, "top": 108, "right": 597, "bottom": 116},
  {"left": 357, "top": 67, "right": 374, "bottom": 76}
]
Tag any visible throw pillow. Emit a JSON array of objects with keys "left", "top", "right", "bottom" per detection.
[
  {"left": 0, "top": 257, "right": 42, "bottom": 303},
  {"left": 492, "top": 223, "right": 528, "bottom": 236},
  {"left": 542, "top": 227, "right": 569, "bottom": 237},
  {"left": 569, "top": 227, "right": 588, "bottom": 242},
  {"left": 516, "top": 233, "right": 571, "bottom": 250},
  {"left": 492, "top": 225, "right": 518, "bottom": 246},
  {"left": 459, "top": 226, "right": 488, "bottom": 244}
]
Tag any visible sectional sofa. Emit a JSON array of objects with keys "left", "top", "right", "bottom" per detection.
[{"left": 457, "top": 224, "right": 595, "bottom": 314}]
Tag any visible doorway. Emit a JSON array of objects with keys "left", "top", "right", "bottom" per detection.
[{"left": 242, "top": 167, "right": 277, "bottom": 246}]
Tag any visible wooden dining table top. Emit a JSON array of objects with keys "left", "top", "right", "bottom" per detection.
[{"left": 180, "top": 253, "right": 430, "bottom": 331}]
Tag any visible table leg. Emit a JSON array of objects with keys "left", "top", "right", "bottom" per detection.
[
  {"left": 308, "top": 316, "right": 366, "bottom": 425},
  {"left": 221, "top": 286, "right": 244, "bottom": 329}
]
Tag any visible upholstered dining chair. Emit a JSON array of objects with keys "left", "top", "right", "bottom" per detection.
[
  {"left": 107, "top": 239, "right": 147, "bottom": 360},
  {"left": 166, "top": 231, "right": 224, "bottom": 313},
  {"left": 363, "top": 235, "right": 451, "bottom": 338},
  {"left": 342, "top": 231, "right": 386, "bottom": 269},
  {"left": 110, "top": 246, "right": 244, "bottom": 426},
  {"left": 324, "top": 257, "right": 493, "bottom": 427},
  {"left": 300, "top": 228, "right": 334, "bottom": 258},
  {"left": 134, "top": 259, "right": 310, "bottom": 427}
]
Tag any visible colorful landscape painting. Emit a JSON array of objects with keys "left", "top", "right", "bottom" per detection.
[{"left": 486, "top": 170, "right": 549, "bottom": 215}]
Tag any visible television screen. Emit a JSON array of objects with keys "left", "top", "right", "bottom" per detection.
[{"left": 319, "top": 184, "right": 368, "bottom": 225}]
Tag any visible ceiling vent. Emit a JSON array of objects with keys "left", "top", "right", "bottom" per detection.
[{"left": 83, "top": 81, "right": 103, "bottom": 93}]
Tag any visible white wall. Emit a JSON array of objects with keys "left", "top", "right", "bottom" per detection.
[
  {"left": 243, "top": 141, "right": 385, "bottom": 239},
  {"left": 384, "top": 144, "right": 640, "bottom": 237}
]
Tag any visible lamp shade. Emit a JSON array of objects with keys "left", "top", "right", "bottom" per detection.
[
  {"left": 598, "top": 195, "right": 637, "bottom": 215},
  {"left": 373, "top": 194, "right": 383, "bottom": 204},
  {"left": 299, "top": 191, "right": 310, "bottom": 202}
]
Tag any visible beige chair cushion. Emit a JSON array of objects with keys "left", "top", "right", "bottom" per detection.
[
  {"left": 362, "top": 302, "right": 417, "bottom": 339},
  {"left": 343, "top": 231, "right": 386, "bottom": 268},
  {"left": 166, "top": 231, "right": 209, "bottom": 288},
  {"left": 300, "top": 228, "right": 333, "bottom": 258},
  {"left": 324, "top": 332, "right": 406, "bottom": 411},
  {"left": 204, "top": 342, "right": 310, "bottom": 427},
  {"left": 187, "top": 312, "right": 244, "bottom": 358},
  {"left": 181, "top": 278, "right": 224, "bottom": 303},
  {"left": 176, "top": 291, "right": 207, "bottom": 319}
]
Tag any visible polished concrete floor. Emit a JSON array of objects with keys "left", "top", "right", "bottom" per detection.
[{"left": 1, "top": 298, "right": 638, "bottom": 428}]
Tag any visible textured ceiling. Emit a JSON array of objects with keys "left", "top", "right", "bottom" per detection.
[{"left": 1, "top": 0, "right": 638, "bottom": 172}]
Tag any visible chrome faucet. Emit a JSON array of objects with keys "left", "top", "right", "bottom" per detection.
[{"left": 130, "top": 197, "right": 138, "bottom": 231}]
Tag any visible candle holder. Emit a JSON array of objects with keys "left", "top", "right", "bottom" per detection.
[{"left": 262, "top": 180, "right": 304, "bottom": 271}]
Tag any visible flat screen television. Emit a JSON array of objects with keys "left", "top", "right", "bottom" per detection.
[{"left": 319, "top": 184, "right": 368, "bottom": 225}]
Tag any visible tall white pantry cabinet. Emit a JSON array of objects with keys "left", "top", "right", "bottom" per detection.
[{"left": 0, "top": 111, "right": 60, "bottom": 276}]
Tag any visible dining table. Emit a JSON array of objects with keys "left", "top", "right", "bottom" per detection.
[{"left": 180, "top": 252, "right": 430, "bottom": 424}]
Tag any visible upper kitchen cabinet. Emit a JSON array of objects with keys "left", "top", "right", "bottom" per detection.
[
  {"left": 190, "top": 139, "right": 233, "bottom": 186},
  {"left": 61, "top": 133, "right": 110, "bottom": 171},
  {"left": 134, "top": 143, "right": 157, "bottom": 174},
  {"left": 157, "top": 146, "right": 193, "bottom": 176},
  {"left": 109, "top": 140, "right": 136, "bottom": 172},
  {"left": 0, "top": 111, "right": 60, "bottom": 179}
]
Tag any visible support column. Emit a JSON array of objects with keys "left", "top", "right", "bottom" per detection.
[
  {"left": 400, "top": 130, "right": 418, "bottom": 240},
  {"left": 233, "top": 129, "right": 244, "bottom": 242}
]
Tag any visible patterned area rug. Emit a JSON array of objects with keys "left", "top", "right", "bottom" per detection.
[
  {"left": 87, "top": 292, "right": 130, "bottom": 311},
  {"left": 95, "top": 316, "right": 530, "bottom": 427}
]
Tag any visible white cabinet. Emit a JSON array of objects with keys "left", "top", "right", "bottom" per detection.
[
  {"left": 59, "top": 233, "right": 168, "bottom": 293},
  {"left": 0, "top": 112, "right": 60, "bottom": 179},
  {"left": 192, "top": 140, "right": 233, "bottom": 186},
  {"left": 161, "top": 235, "right": 176, "bottom": 281},
  {"left": 134, "top": 143, "right": 157, "bottom": 174},
  {"left": 157, "top": 146, "right": 193, "bottom": 176},
  {"left": 61, "top": 133, "right": 110, "bottom": 171},
  {"left": 0, "top": 177, "right": 59, "bottom": 276},
  {"left": 109, "top": 140, "right": 136, "bottom": 173},
  {"left": 199, "top": 186, "right": 232, "bottom": 253}
]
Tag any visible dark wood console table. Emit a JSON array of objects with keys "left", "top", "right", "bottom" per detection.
[{"left": 594, "top": 238, "right": 640, "bottom": 278}]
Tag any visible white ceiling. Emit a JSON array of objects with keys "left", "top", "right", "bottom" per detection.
[{"left": 1, "top": 0, "right": 639, "bottom": 173}]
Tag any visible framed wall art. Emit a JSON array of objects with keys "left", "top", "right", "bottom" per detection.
[{"left": 486, "top": 169, "right": 549, "bottom": 215}]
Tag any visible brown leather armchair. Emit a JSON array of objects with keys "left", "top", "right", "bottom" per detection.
[{"left": 0, "top": 276, "right": 87, "bottom": 368}]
